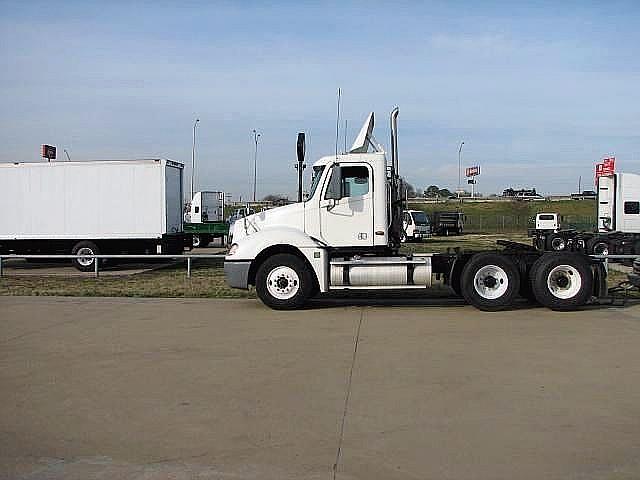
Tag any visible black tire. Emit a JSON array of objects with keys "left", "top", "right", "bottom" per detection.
[
  {"left": 255, "top": 253, "right": 315, "bottom": 310},
  {"left": 71, "top": 241, "right": 100, "bottom": 272},
  {"left": 460, "top": 253, "right": 520, "bottom": 311},
  {"left": 546, "top": 234, "right": 566, "bottom": 251},
  {"left": 587, "top": 238, "right": 609, "bottom": 256},
  {"left": 400, "top": 231, "right": 407, "bottom": 243},
  {"left": 531, "top": 253, "right": 593, "bottom": 311},
  {"left": 192, "top": 234, "right": 202, "bottom": 248}
]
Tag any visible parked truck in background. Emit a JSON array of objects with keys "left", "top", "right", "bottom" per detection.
[
  {"left": 0, "top": 159, "right": 189, "bottom": 270},
  {"left": 224, "top": 109, "right": 607, "bottom": 312},
  {"left": 183, "top": 191, "right": 229, "bottom": 247},
  {"left": 530, "top": 172, "right": 640, "bottom": 257},
  {"left": 401, "top": 209, "right": 431, "bottom": 242},
  {"left": 431, "top": 211, "right": 464, "bottom": 236}
]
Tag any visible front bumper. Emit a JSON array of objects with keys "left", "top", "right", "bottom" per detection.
[{"left": 224, "top": 260, "right": 251, "bottom": 289}]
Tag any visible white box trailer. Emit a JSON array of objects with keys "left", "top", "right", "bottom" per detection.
[{"left": 0, "top": 159, "right": 189, "bottom": 270}]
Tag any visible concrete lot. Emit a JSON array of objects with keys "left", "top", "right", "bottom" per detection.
[{"left": 1, "top": 297, "right": 640, "bottom": 479}]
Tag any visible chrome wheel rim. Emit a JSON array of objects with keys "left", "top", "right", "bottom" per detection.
[
  {"left": 266, "top": 266, "right": 300, "bottom": 300},
  {"left": 76, "top": 247, "right": 95, "bottom": 267},
  {"left": 473, "top": 265, "right": 509, "bottom": 300},
  {"left": 551, "top": 237, "right": 566, "bottom": 251},
  {"left": 547, "top": 264, "right": 581, "bottom": 299}
]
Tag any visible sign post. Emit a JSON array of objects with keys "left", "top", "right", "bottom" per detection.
[{"left": 465, "top": 165, "right": 480, "bottom": 198}]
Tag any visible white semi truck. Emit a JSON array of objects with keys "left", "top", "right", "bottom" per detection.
[
  {"left": 224, "top": 109, "right": 607, "bottom": 311},
  {"left": 530, "top": 172, "right": 640, "bottom": 256},
  {"left": 0, "top": 159, "right": 189, "bottom": 270}
]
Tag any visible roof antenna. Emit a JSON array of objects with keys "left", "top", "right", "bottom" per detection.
[{"left": 335, "top": 88, "right": 341, "bottom": 159}]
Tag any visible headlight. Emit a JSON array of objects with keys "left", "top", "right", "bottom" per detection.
[{"left": 227, "top": 243, "right": 239, "bottom": 256}]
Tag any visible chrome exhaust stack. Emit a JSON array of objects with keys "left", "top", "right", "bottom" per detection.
[{"left": 390, "top": 106, "right": 399, "bottom": 176}]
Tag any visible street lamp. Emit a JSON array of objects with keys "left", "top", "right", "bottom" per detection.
[
  {"left": 252, "top": 129, "right": 261, "bottom": 202},
  {"left": 190, "top": 118, "right": 200, "bottom": 201},
  {"left": 457, "top": 141, "right": 465, "bottom": 197}
]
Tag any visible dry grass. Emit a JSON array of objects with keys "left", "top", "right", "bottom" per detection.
[
  {"left": 0, "top": 235, "right": 634, "bottom": 298},
  {"left": 0, "top": 259, "right": 254, "bottom": 299}
]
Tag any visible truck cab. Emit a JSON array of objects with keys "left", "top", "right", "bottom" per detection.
[
  {"left": 535, "top": 213, "right": 560, "bottom": 232},
  {"left": 402, "top": 210, "right": 431, "bottom": 242}
]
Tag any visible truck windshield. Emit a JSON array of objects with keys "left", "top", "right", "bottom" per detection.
[
  {"left": 412, "top": 212, "right": 429, "bottom": 225},
  {"left": 307, "top": 166, "right": 325, "bottom": 200}
]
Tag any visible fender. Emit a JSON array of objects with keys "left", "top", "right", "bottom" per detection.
[{"left": 226, "top": 226, "right": 329, "bottom": 292}]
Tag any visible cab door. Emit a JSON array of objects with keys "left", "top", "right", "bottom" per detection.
[{"left": 319, "top": 164, "right": 374, "bottom": 246}]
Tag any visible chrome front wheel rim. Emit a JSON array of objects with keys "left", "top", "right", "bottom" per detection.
[{"left": 266, "top": 266, "right": 300, "bottom": 300}]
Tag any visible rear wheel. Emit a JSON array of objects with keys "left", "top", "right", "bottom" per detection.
[
  {"left": 255, "top": 254, "right": 315, "bottom": 310},
  {"left": 460, "top": 253, "right": 520, "bottom": 311},
  {"left": 546, "top": 234, "right": 566, "bottom": 251},
  {"left": 71, "top": 241, "right": 100, "bottom": 272},
  {"left": 587, "top": 238, "right": 609, "bottom": 256},
  {"left": 531, "top": 253, "right": 593, "bottom": 311}
]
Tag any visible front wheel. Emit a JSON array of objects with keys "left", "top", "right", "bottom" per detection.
[
  {"left": 531, "top": 253, "right": 593, "bottom": 311},
  {"left": 255, "top": 254, "right": 315, "bottom": 310},
  {"left": 460, "top": 253, "right": 520, "bottom": 311}
]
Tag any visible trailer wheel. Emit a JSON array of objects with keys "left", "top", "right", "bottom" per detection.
[
  {"left": 460, "top": 253, "right": 520, "bottom": 311},
  {"left": 587, "top": 238, "right": 609, "bottom": 256},
  {"left": 255, "top": 253, "right": 314, "bottom": 310},
  {"left": 546, "top": 234, "right": 566, "bottom": 251},
  {"left": 71, "top": 241, "right": 100, "bottom": 272},
  {"left": 531, "top": 253, "right": 593, "bottom": 311}
]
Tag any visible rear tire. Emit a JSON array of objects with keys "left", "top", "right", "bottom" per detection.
[
  {"left": 531, "top": 253, "right": 593, "bottom": 311},
  {"left": 546, "top": 234, "right": 566, "bottom": 251},
  {"left": 255, "top": 253, "right": 314, "bottom": 310},
  {"left": 71, "top": 241, "right": 100, "bottom": 272},
  {"left": 460, "top": 253, "right": 520, "bottom": 311},
  {"left": 587, "top": 238, "right": 609, "bottom": 256}
]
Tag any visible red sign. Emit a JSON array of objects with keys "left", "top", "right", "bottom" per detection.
[
  {"left": 595, "top": 157, "right": 615, "bottom": 179},
  {"left": 465, "top": 166, "right": 480, "bottom": 177},
  {"left": 41, "top": 144, "right": 56, "bottom": 160}
]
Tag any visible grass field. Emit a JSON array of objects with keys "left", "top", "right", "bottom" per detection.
[
  {"left": 2, "top": 233, "right": 633, "bottom": 299},
  {"left": 409, "top": 199, "right": 597, "bottom": 233}
]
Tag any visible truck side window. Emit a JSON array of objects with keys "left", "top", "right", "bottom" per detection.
[
  {"left": 624, "top": 201, "right": 639, "bottom": 214},
  {"left": 341, "top": 166, "right": 369, "bottom": 197}
]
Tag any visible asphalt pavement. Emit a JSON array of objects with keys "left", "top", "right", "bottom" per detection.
[{"left": 1, "top": 297, "right": 640, "bottom": 479}]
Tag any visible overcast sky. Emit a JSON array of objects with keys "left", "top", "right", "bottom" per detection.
[{"left": 1, "top": 0, "right": 639, "bottom": 199}]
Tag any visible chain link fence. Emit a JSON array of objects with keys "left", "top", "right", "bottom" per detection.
[{"left": 462, "top": 215, "right": 596, "bottom": 234}]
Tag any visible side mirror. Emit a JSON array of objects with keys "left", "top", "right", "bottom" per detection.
[{"left": 325, "top": 165, "right": 342, "bottom": 200}]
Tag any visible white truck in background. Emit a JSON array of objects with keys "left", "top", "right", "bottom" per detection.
[
  {"left": 531, "top": 172, "right": 640, "bottom": 256},
  {"left": 184, "top": 191, "right": 229, "bottom": 247},
  {"left": 401, "top": 210, "right": 431, "bottom": 242},
  {"left": 0, "top": 159, "right": 189, "bottom": 270},
  {"left": 224, "top": 109, "right": 607, "bottom": 312}
]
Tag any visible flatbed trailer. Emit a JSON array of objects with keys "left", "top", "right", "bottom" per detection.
[{"left": 183, "top": 221, "right": 229, "bottom": 246}]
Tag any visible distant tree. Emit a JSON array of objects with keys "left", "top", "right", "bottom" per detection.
[
  {"left": 438, "top": 188, "right": 453, "bottom": 198},
  {"left": 262, "top": 194, "right": 289, "bottom": 204},
  {"left": 399, "top": 177, "right": 416, "bottom": 197},
  {"left": 424, "top": 185, "right": 440, "bottom": 197}
]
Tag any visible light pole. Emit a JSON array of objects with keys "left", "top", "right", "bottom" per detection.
[
  {"left": 252, "top": 129, "right": 261, "bottom": 202},
  {"left": 457, "top": 141, "right": 465, "bottom": 197},
  {"left": 190, "top": 118, "right": 200, "bottom": 201}
]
